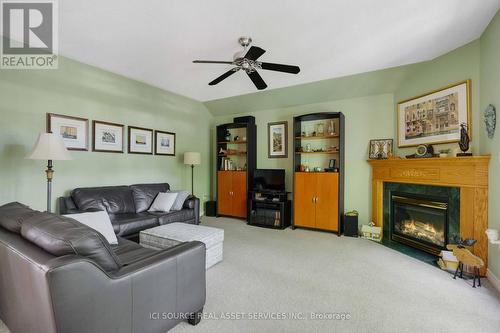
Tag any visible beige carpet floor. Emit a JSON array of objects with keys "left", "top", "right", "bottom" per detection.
[
  {"left": 170, "top": 217, "right": 500, "bottom": 333},
  {"left": 2, "top": 217, "right": 499, "bottom": 333}
]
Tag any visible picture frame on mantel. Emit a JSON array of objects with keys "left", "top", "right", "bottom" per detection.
[
  {"left": 397, "top": 80, "right": 471, "bottom": 147},
  {"left": 154, "top": 130, "right": 176, "bottom": 156},
  {"left": 268, "top": 121, "right": 288, "bottom": 158},
  {"left": 128, "top": 126, "right": 153, "bottom": 154},
  {"left": 47, "top": 113, "right": 89, "bottom": 151},
  {"left": 369, "top": 139, "right": 393, "bottom": 159},
  {"left": 92, "top": 120, "right": 124, "bottom": 153}
]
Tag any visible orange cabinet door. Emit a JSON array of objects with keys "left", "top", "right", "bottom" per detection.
[
  {"left": 231, "top": 171, "right": 247, "bottom": 218},
  {"left": 294, "top": 173, "right": 317, "bottom": 228},
  {"left": 315, "top": 173, "right": 339, "bottom": 231},
  {"left": 217, "top": 171, "right": 232, "bottom": 216}
]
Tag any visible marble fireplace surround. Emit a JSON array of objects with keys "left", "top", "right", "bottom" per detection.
[{"left": 368, "top": 156, "right": 490, "bottom": 275}]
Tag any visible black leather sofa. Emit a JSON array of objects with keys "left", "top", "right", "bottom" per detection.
[
  {"left": 0, "top": 202, "right": 206, "bottom": 333},
  {"left": 59, "top": 183, "right": 200, "bottom": 240}
]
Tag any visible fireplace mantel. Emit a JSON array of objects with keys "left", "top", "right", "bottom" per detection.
[{"left": 368, "top": 155, "right": 490, "bottom": 274}]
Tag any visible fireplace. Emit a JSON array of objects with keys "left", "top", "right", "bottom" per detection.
[{"left": 391, "top": 192, "right": 448, "bottom": 256}]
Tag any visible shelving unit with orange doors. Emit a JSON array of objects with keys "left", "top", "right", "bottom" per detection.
[
  {"left": 216, "top": 121, "right": 256, "bottom": 219},
  {"left": 292, "top": 112, "right": 345, "bottom": 235}
]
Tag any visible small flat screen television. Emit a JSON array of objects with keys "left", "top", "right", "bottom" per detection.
[{"left": 253, "top": 169, "right": 285, "bottom": 192}]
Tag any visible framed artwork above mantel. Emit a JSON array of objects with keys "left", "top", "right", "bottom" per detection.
[{"left": 397, "top": 80, "right": 471, "bottom": 147}]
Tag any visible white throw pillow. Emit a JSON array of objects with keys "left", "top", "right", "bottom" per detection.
[
  {"left": 148, "top": 192, "right": 178, "bottom": 213},
  {"left": 169, "top": 190, "right": 191, "bottom": 211},
  {"left": 64, "top": 210, "right": 118, "bottom": 245}
]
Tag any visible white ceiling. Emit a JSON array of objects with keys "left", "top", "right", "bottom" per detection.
[{"left": 59, "top": 0, "right": 500, "bottom": 102}]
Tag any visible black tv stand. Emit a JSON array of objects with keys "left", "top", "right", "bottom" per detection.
[{"left": 248, "top": 190, "right": 291, "bottom": 229}]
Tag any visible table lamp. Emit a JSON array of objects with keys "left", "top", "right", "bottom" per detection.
[
  {"left": 184, "top": 152, "right": 201, "bottom": 195},
  {"left": 26, "top": 133, "right": 72, "bottom": 212}
]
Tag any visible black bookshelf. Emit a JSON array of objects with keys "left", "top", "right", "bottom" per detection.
[{"left": 215, "top": 119, "right": 257, "bottom": 219}]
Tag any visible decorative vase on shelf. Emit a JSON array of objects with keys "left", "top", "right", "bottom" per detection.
[{"left": 327, "top": 120, "right": 336, "bottom": 136}]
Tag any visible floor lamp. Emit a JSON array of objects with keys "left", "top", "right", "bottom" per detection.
[
  {"left": 27, "top": 133, "right": 72, "bottom": 213},
  {"left": 184, "top": 152, "right": 201, "bottom": 195}
]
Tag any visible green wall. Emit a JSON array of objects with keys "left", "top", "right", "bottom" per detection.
[
  {"left": 0, "top": 57, "right": 213, "bottom": 212},
  {"left": 479, "top": 10, "right": 500, "bottom": 280},
  {"left": 394, "top": 40, "right": 481, "bottom": 156},
  {"left": 214, "top": 93, "right": 395, "bottom": 225}
]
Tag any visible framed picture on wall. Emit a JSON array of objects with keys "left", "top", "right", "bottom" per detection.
[
  {"left": 128, "top": 126, "right": 153, "bottom": 154},
  {"left": 155, "top": 130, "right": 175, "bottom": 156},
  {"left": 268, "top": 121, "right": 288, "bottom": 158},
  {"left": 397, "top": 80, "right": 471, "bottom": 147},
  {"left": 47, "top": 113, "right": 89, "bottom": 151},
  {"left": 92, "top": 120, "right": 124, "bottom": 153},
  {"left": 369, "top": 139, "right": 393, "bottom": 159}
]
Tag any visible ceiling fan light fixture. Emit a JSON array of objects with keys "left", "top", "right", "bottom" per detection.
[
  {"left": 193, "top": 36, "right": 300, "bottom": 90},
  {"left": 238, "top": 36, "right": 252, "bottom": 47}
]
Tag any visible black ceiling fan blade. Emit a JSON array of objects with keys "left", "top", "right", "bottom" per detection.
[
  {"left": 247, "top": 71, "right": 267, "bottom": 90},
  {"left": 208, "top": 68, "right": 240, "bottom": 86},
  {"left": 260, "top": 62, "right": 300, "bottom": 74},
  {"left": 193, "top": 60, "right": 234, "bottom": 64},
  {"left": 244, "top": 46, "right": 266, "bottom": 61}
]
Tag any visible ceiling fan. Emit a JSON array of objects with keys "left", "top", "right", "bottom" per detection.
[{"left": 193, "top": 37, "right": 300, "bottom": 90}]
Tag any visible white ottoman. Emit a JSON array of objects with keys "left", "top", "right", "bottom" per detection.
[{"left": 140, "top": 223, "right": 224, "bottom": 269}]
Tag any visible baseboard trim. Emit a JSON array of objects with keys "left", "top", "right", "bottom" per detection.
[{"left": 486, "top": 268, "right": 500, "bottom": 293}]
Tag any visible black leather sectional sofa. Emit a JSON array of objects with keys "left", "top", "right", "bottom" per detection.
[
  {"left": 59, "top": 183, "right": 200, "bottom": 240},
  {"left": 0, "top": 202, "right": 206, "bottom": 333}
]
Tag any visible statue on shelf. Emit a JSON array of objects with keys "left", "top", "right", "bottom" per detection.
[{"left": 457, "top": 123, "right": 472, "bottom": 156}]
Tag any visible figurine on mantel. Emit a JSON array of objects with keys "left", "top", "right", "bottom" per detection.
[{"left": 457, "top": 123, "right": 472, "bottom": 156}]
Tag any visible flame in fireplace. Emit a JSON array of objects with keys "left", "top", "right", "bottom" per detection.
[{"left": 397, "top": 219, "right": 445, "bottom": 246}]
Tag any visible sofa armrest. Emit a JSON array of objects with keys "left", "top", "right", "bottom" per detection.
[
  {"left": 113, "top": 241, "right": 205, "bottom": 277},
  {"left": 46, "top": 241, "right": 206, "bottom": 333},
  {"left": 183, "top": 196, "right": 200, "bottom": 224},
  {"left": 113, "top": 241, "right": 206, "bottom": 330},
  {"left": 58, "top": 196, "right": 75, "bottom": 215}
]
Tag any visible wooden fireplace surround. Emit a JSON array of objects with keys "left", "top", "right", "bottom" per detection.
[{"left": 368, "top": 156, "right": 490, "bottom": 275}]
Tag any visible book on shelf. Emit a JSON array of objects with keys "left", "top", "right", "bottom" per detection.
[{"left": 220, "top": 157, "right": 237, "bottom": 171}]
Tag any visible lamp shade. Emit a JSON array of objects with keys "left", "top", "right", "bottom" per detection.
[
  {"left": 26, "top": 133, "right": 73, "bottom": 161},
  {"left": 184, "top": 152, "right": 201, "bottom": 165}
]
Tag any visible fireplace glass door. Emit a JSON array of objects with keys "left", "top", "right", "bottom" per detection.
[{"left": 391, "top": 194, "right": 448, "bottom": 255}]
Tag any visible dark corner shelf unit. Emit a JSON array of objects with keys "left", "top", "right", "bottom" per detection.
[
  {"left": 215, "top": 119, "right": 256, "bottom": 219},
  {"left": 292, "top": 112, "right": 345, "bottom": 235}
]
